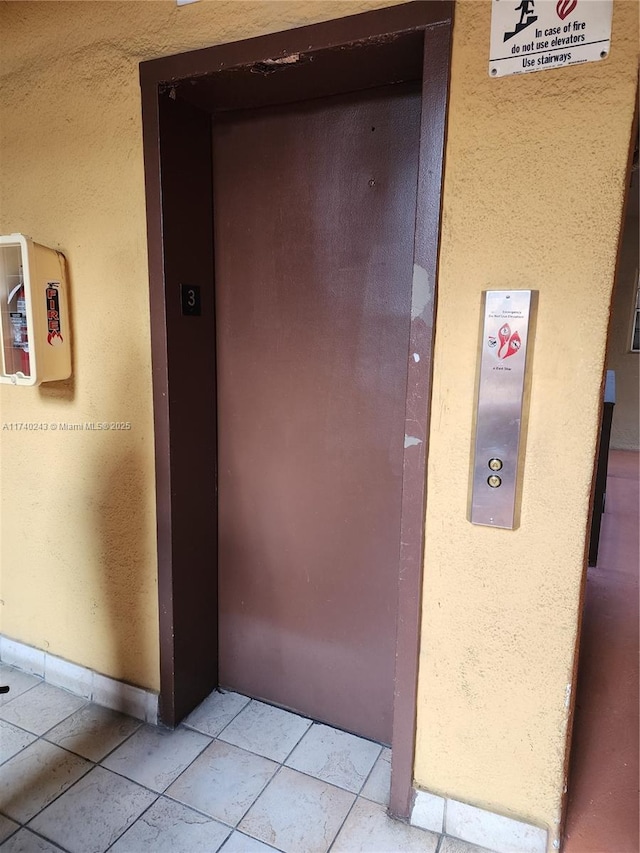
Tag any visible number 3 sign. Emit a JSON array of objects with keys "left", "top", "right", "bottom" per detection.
[{"left": 180, "top": 284, "right": 201, "bottom": 316}]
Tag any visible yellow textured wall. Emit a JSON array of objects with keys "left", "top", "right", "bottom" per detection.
[
  {"left": 0, "top": 0, "right": 402, "bottom": 688},
  {"left": 0, "top": 0, "right": 637, "bottom": 842},
  {"left": 414, "top": 0, "right": 638, "bottom": 843}
]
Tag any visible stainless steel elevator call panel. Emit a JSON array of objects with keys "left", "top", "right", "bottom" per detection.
[{"left": 470, "top": 290, "right": 536, "bottom": 529}]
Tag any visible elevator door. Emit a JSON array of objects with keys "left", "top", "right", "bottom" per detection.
[{"left": 214, "top": 84, "right": 420, "bottom": 744}]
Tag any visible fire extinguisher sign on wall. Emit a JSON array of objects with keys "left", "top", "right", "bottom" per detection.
[{"left": 46, "top": 281, "right": 64, "bottom": 346}]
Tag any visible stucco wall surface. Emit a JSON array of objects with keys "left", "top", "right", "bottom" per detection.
[
  {"left": 0, "top": 0, "right": 401, "bottom": 689},
  {"left": 414, "top": 0, "right": 638, "bottom": 843},
  {"left": 0, "top": 0, "right": 637, "bottom": 844}
]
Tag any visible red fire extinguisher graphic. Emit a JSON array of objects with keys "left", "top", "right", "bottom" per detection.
[{"left": 9, "top": 277, "right": 30, "bottom": 375}]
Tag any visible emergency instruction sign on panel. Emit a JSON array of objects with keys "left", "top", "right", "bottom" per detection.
[{"left": 489, "top": 0, "right": 613, "bottom": 77}]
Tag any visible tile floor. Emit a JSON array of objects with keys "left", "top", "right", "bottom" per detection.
[{"left": 0, "top": 668, "right": 491, "bottom": 853}]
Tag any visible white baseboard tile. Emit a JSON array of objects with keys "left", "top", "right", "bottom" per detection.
[
  {"left": 411, "top": 789, "right": 446, "bottom": 834},
  {"left": 445, "top": 798, "right": 547, "bottom": 853},
  {"left": 0, "top": 635, "right": 46, "bottom": 676},
  {"left": 45, "top": 655, "right": 93, "bottom": 699},
  {"left": 92, "top": 673, "right": 158, "bottom": 724},
  {"left": 410, "top": 789, "right": 548, "bottom": 853},
  {"left": 0, "top": 635, "right": 158, "bottom": 725}
]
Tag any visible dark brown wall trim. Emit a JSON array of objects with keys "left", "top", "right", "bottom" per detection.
[
  {"left": 140, "top": 0, "right": 453, "bottom": 818},
  {"left": 140, "top": 2, "right": 452, "bottom": 87},
  {"left": 389, "top": 20, "right": 453, "bottom": 818}
]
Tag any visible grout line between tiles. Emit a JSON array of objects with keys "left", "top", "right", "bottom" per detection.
[
  {"left": 325, "top": 790, "right": 359, "bottom": 853},
  {"left": 91, "top": 762, "right": 185, "bottom": 799},
  {"left": 231, "top": 711, "right": 385, "bottom": 845},
  {"left": 204, "top": 732, "right": 381, "bottom": 800},
  {"left": 0, "top": 737, "right": 38, "bottom": 771},
  {"left": 181, "top": 691, "right": 385, "bottom": 791},
  {"left": 0, "top": 812, "right": 22, "bottom": 847},
  {"left": 37, "top": 703, "right": 92, "bottom": 742},
  {"left": 190, "top": 690, "right": 253, "bottom": 739},
  {"left": 96, "top": 731, "right": 215, "bottom": 799},
  {"left": 157, "top": 786, "right": 236, "bottom": 827},
  {"left": 0, "top": 733, "right": 99, "bottom": 827},
  {"left": 0, "top": 732, "right": 44, "bottom": 777},
  {"left": 101, "top": 792, "right": 163, "bottom": 853},
  {"left": 215, "top": 826, "right": 235, "bottom": 853},
  {"left": 224, "top": 708, "right": 384, "bottom": 800},
  {"left": 279, "top": 718, "right": 314, "bottom": 766},
  {"left": 217, "top": 696, "right": 259, "bottom": 739},
  {"left": 24, "top": 770, "right": 163, "bottom": 852},
  {"left": 156, "top": 773, "right": 293, "bottom": 852},
  {"left": 43, "top": 712, "right": 145, "bottom": 766},
  {"left": 16, "top": 750, "right": 95, "bottom": 830},
  {"left": 16, "top": 824, "right": 71, "bottom": 853},
  {"left": 0, "top": 716, "right": 41, "bottom": 738},
  {"left": 17, "top": 730, "right": 196, "bottom": 837},
  {"left": 216, "top": 825, "right": 237, "bottom": 853},
  {"left": 0, "top": 678, "right": 43, "bottom": 711},
  {"left": 224, "top": 829, "right": 283, "bottom": 853},
  {"left": 1, "top": 687, "right": 445, "bottom": 853},
  {"left": 232, "top": 762, "right": 287, "bottom": 836},
  {"left": 353, "top": 742, "right": 384, "bottom": 797},
  {"left": 0, "top": 681, "right": 91, "bottom": 743},
  {"left": 282, "top": 760, "right": 374, "bottom": 796}
]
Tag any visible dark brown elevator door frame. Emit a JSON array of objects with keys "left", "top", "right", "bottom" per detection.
[{"left": 140, "top": 0, "right": 453, "bottom": 819}]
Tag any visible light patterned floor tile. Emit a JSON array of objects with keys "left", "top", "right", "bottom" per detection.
[
  {"left": 0, "top": 683, "right": 86, "bottom": 736},
  {"left": 239, "top": 766, "right": 354, "bottom": 853},
  {"left": 440, "top": 835, "right": 498, "bottom": 853},
  {"left": 0, "top": 828, "right": 66, "bottom": 852},
  {"left": 0, "top": 667, "right": 41, "bottom": 707},
  {"left": 101, "top": 723, "right": 211, "bottom": 792},
  {"left": 220, "top": 831, "right": 278, "bottom": 852},
  {"left": 0, "top": 814, "right": 20, "bottom": 844},
  {"left": 110, "top": 797, "right": 231, "bottom": 852},
  {"left": 331, "top": 798, "right": 439, "bottom": 853},
  {"left": 44, "top": 704, "right": 141, "bottom": 762},
  {"left": 0, "top": 740, "right": 91, "bottom": 824},
  {"left": 166, "top": 740, "right": 277, "bottom": 826},
  {"left": 360, "top": 747, "right": 391, "bottom": 805},
  {"left": 28, "top": 766, "right": 156, "bottom": 853},
  {"left": 0, "top": 677, "right": 454, "bottom": 853},
  {"left": 218, "top": 700, "right": 311, "bottom": 762},
  {"left": 285, "top": 723, "right": 381, "bottom": 793},
  {"left": 183, "top": 690, "right": 250, "bottom": 737},
  {"left": 0, "top": 720, "right": 37, "bottom": 765}
]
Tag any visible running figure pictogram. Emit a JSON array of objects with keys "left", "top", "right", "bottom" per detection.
[{"left": 516, "top": 0, "right": 535, "bottom": 25}]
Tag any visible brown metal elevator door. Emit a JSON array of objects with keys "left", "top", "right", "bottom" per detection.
[{"left": 213, "top": 84, "right": 420, "bottom": 744}]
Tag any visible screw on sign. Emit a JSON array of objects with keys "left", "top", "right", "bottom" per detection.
[
  {"left": 556, "top": 0, "right": 578, "bottom": 21},
  {"left": 490, "top": 0, "right": 613, "bottom": 80}
]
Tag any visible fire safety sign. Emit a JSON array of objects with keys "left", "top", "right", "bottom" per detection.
[{"left": 489, "top": 0, "right": 613, "bottom": 78}]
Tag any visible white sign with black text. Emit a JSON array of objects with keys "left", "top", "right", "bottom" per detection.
[{"left": 489, "top": 0, "right": 613, "bottom": 78}]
